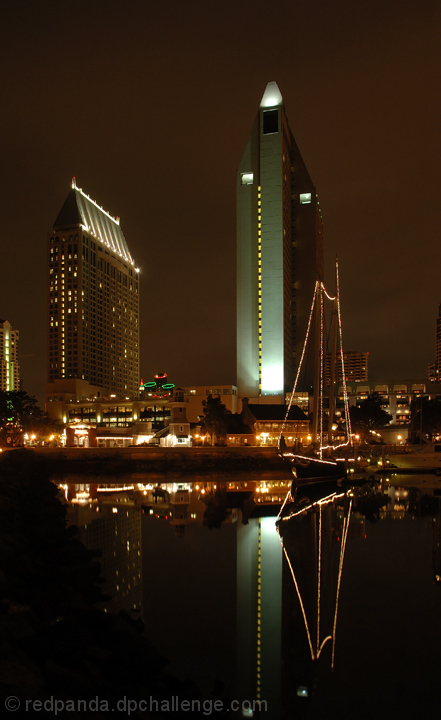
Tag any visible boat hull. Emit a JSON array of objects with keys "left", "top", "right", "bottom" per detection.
[
  {"left": 291, "top": 456, "right": 347, "bottom": 484},
  {"left": 387, "top": 445, "right": 441, "bottom": 473}
]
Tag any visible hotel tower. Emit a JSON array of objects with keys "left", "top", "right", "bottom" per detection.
[
  {"left": 47, "top": 180, "right": 139, "bottom": 410},
  {"left": 237, "top": 82, "right": 324, "bottom": 398}
]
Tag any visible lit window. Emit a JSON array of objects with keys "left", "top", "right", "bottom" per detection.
[
  {"left": 300, "top": 193, "right": 312, "bottom": 204},
  {"left": 241, "top": 172, "right": 254, "bottom": 185}
]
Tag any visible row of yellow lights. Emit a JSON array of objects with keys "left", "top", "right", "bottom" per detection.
[{"left": 257, "top": 186, "right": 262, "bottom": 391}]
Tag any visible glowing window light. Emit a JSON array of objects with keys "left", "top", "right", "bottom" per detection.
[{"left": 241, "top": 172, "right": 254, "bottom": 185}]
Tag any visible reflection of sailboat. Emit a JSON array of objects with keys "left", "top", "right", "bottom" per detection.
[
  {"left": 276, "top": 480, "right": 353, "bottom": 688},
  {"left": 279, "top": 260, "right": 352, "bottom": 483}
]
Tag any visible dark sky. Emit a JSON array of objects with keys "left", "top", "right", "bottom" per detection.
[{"left": 1, "top": 0, "right": 440, "bottom": 404}]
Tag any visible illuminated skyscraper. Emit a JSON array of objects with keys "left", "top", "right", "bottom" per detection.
[
  {"left": 47, "top": 180, "right": 139, "bottom": 409},
  {"left": 237, "top": 82, "right": 324, "bottom": 397},
  {"left": 0, "top": 319, "right": 20, "bottom": 391},
  {"left": 435, "top": 305, "right": 441, "bottom": 382}
]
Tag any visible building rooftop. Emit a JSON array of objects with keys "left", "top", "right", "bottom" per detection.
[
  {"left": 52, "top": 179, "right": 134, "bottom": 266},
  {"left": 260, "top": 81, "right": 283, "bottom": 108}
]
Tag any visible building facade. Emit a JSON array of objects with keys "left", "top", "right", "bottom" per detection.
[
  {"left": 324, "top": 350, "right": 369, "bottom": 385},
  {"left": 241, "top": 398, "right": 310, "bottom": 447},
  {"left": 237, "top": 81, "right": 324, "bottom": 399},
  {"left": 429, "top": 304, "right": 441, "bottom": 382},
  {"left": 47, "top": 180, "right": 139, "bottom": 410},
  {"left": 180, "top": 384, "right": 239, "bottom": 421},
  {"left": 0, "top": 319, "right": 20, "bottom": 392}
]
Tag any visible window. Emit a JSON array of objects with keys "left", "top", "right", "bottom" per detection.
[
  {"left": 241, "top": 172, "right": 254, "bottom": 185},
  {"left": 300, "top": 193, "right": 312, "bottom": 204},
  {"left": 263, "top": 109, "right": 278, "bottom": 134}
]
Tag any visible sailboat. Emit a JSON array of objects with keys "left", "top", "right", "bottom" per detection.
[{"left": 279, "top": 260, "right": 353, "bottom": 483}]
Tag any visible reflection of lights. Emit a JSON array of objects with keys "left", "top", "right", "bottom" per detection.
[
  {"left": 277, "top": 491, "right": 353, "bottom": 670},
  {"left": 97, "top": 485, "right": 135, "bottom": 493}
]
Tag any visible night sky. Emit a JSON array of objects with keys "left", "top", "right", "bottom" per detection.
[{"left": 1, "top": 0, "right": 440, "bottom": 405}]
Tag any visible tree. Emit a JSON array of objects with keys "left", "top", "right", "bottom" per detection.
[
  {"left": 202, "top": 486, "right": 232, "bottom": 529},
  {"left": 201, "top": 395, "right": 230, "bottom": 446},
  {"left": 354, "top": 484, "right": 390, "bottom": 522},
  {"left": 348, "top": 392, "right": 392, "bottom": 442},
  {"left": 0, "top": 390, "right": 55, "bottom": 447}
]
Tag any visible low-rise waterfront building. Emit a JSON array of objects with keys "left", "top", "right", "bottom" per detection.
[
  {"left": 180, "top": 384, "right": 239, "bottom": 421},
  {"left": 241, "top": 398, "right": 309, "bottom": 447}
]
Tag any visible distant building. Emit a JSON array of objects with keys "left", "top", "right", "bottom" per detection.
[
  {"left": 47, "top": 179, "right": 140, "bottom": 412},
  {"left": 324, "top": 350, "right": 369, "bottom": 384},
  {"left": 0, "top": 319, "right": 20, "bottom": 391},
  {"left": 180, "top": 384, "right": 239, "bottom": 422},
  {"left": 429, "top": 304, "right": 441, "bottom": 382},
  {"left": 151, "top": 388, "right": 191, "bottom": 447},
  {"left": 331, "top": 379, "right": 441, "bottom": 443},
  {"left": 237, "top": 81, "right": 324, "bottom": 399}
]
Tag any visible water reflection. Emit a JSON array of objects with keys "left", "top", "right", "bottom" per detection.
[{"left": 60, "top": 473, "right": 441, "bottom": 718}]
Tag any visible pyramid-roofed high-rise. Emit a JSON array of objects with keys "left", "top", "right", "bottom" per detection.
[
  {"left": 237, "top": 82, "right": 324, "bottom": 398},
  {"left": 47, "top": 180, "right": 139, "bottom": 410}
]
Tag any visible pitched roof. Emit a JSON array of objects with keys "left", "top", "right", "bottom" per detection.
[
  {"left": 246, "top": 404, "right": 307, "bottom": 421},
  {"left": 52, "top": 181, "right": 134, "bottom": 266}
]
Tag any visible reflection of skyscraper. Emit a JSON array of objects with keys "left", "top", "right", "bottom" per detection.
[
  {"left": 431, "top": 499, "right": 441, "bottom": 583},
  {"left": 47, "top": 180, "right": 139, "bottom": 409},
  {"left": 140, "top": 485, "right": 350, "bottom": 715},
  {"left": 237, "top": 82, "right": 324, "bottom": 398},
  {"left": 236, "top": 490, "right": 351, "bottom": 717},
  {"left": 237, "top": 518, "right": 283, "bottom": 716},
  {"left": 70, "top": 498, "right": 143, "bottom": 615}
]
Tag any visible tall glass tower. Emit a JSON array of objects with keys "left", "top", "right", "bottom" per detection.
[{"left": 237, "top": 82, "right": 324, "bottom": 398}]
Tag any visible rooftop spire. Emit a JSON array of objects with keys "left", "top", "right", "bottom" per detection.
[{"left": 260, "top": 81, "right": 283, "bottom": 108}]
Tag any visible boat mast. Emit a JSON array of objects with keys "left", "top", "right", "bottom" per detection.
[
  {"left": 327, "top": 269, "right": 338, "bottom": 443},
  {"left": 312, "top": 279, "right": 322, "bottom": 452}
]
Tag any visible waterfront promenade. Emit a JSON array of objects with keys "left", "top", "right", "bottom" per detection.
[{"left": 0, "top": 446, "right": 293, "bottom": 482}]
